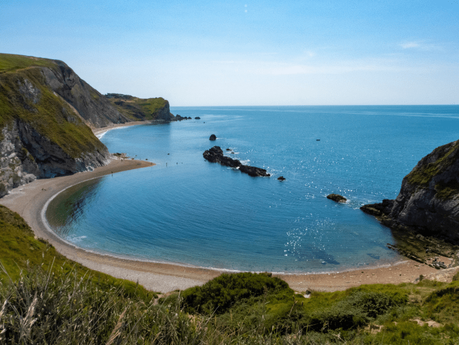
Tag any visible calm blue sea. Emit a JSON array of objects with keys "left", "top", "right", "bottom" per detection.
[{"left": 46, "top": 105, "right": 459, "bottom": 273}]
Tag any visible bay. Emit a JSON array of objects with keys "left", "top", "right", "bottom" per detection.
[{"left": 46, "top": 105, "right": 459, "bottom": 273}]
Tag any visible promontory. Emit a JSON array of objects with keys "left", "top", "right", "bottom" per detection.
[{"left": 0, "top": 53, "right": 176, "bottom": 197}]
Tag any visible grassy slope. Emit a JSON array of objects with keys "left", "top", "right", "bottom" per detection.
[
  {"left": 406, "top": 141, "right": 459, "bottom": 200},
  {"left": 2, "top": 203, "right": 459, "bottom": 343},
  {"left": 0, "top": 54, "right": 105, "bottom": 158},
  {"left": 0, "top": 53, "right": 56, "bottom": 73},
  {"left": 106, "top": 94, "right": 168, "bottom": 121},
  {"left": 0, "top": 205, "right": 154, "bottom": 300}
]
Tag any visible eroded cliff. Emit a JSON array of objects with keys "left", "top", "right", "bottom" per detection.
[
  {"left": 361, "top": 139, "right": 459, "bottom": 241},
  {"left": 0, "top": 54, "right": 111, "bottom": 196}
]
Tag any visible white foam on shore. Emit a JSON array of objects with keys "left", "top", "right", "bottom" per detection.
[{"left": 96, "top": 126, "right": 130, "bottom": 140}]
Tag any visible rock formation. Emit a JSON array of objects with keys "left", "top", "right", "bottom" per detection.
[
  {"left": 44, "top": 64, "right": 130, "bottom": 128},
  {"left": 0, "top": 54, "right": 112, "bottom": 196},
  {"left": 209, "top": 134, "right": 217, "bottom": 141},
  {"left": 203, "top": 146, "right": 270, "bottom": 177},
  {"left": 0, "top": 53, "right": 172, "bottom": 197},
  {"left": 361, "top": 139, "right": 459, "bottom": 242},
  {"left": 327, "top": 194, "right": 347, "bottom": 203}
]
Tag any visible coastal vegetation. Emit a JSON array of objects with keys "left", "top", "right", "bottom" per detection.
[
  {"left": 2, "top": 204, "right": 459, "bottom": 344},
  {"left": 0, "top": 53, "right": 56, "bottom": 74},
  {"left": 0, "top": 65, "right": 104, "bottom": 158},
  {"left": 105, "top": 93, "right": 171, "bottom": 122}
]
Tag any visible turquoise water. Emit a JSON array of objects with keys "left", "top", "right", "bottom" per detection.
[{"left": 46, "top": 106, "right": 459, "bottom": 273}]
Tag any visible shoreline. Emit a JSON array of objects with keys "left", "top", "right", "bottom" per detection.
[
  {"left": 92, "top": 119, "right": 167, "bottom": 139},
  {"left": 1, "top": 125, "right": 458, "bottom": 292}
]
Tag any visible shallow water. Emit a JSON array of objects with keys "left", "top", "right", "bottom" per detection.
[{"left": 46, "top": 105, "right": 459, "bottom": 273}]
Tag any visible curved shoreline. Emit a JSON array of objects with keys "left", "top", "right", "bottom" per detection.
[
  {"left": 42, "top": 181, "right": 408, "bottom": 276},
  {"left": 1, "top": 123, "right": 457, "bottom": 292},
  {"left": 1, "top": 159, "right": 453, "bottom": 292}
]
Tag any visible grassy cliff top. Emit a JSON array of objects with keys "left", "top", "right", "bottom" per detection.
[
  {"left": 0, "top": 56, "right": 105, "bottom": 158},
  {"left": 406, "top": 140, "right": 459, "bottom": 199},
  {"left": 106, "top": 93, "right": 169, "bottom": 121},
  {"left": 0, "top": 53, "right": 57, "bottom": 73}
]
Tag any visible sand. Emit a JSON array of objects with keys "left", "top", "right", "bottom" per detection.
[{"left": 1, "top": 124, "right": 457, "bottom": 293}]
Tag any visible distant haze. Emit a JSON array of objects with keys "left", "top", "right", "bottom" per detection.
[{"left": 1, "top": 0, "right": 458, "bottom": 106}]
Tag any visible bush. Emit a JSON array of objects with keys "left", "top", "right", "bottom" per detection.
[
  {"left": 306, "top": 290, "right": 408, "bottom": 332},
  {"left": 182, "top": 272, "right": 292, "bottom": 315}
]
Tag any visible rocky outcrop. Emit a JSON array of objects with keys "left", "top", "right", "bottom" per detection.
[
  {"left": 0, "top": 54, "right": 114, "bottom": 196},
  {"left": 43, "top": 62, "right": 129, "bottom": 127},
  {"left": 203, "top": 146, "right": 270, "bottom": 177},
  {"left": 209, "top": 134, "right": 217, "bottom": 141},
  {"left": 0, "top": 119, "right": 108, "bottom": 197},
  {"left": 0, "top": 53, "right": 175, "bottom": 197},
  {"left": 327, "top": 194, "right": 347, "bottom": 203},
  {"left": 174, "top": 114, "right": 191, "bottom": 121},
  {"left": 361, "top": 139, "right": 459, "bottom": 242}
]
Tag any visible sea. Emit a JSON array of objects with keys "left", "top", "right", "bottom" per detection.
[{"left": 46, "top": 105, "right": 459, "bottom": 273}]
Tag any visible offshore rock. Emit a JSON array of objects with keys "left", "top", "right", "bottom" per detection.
[
  {"left": 209, "top": 134, "right": 217, "bottom": 141},
  {"left": 239, "top": 165, "right": 270, "bottom": 177},
  {"left": 327, "top": 194, "right": 347, "bottom": 203},
  {"left": 203, "top": 146, "right": 241, "bottom": 168},
  {"left": 203, "top": 146, "right": 270, "bottom": 177},
  {"left": 361, "top": 139, "right": 459, "bottom": 242}
]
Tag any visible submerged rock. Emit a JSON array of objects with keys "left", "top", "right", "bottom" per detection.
[
  {"left": 277, "top": 176, "right": 286, "bottom": 181},
  {"left": 327, "top": 194, "right": 347, "bottom": 203}
]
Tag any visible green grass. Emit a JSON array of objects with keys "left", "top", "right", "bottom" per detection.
[
  {"left": 0, "top": 205, "right": 154, "bottom": 300},
  {"left": 0, "top": 53, "right": 56, "bottom": 73},
  {"left": 3, "top": 204, "right": 459, "bottom": 343},
  {"left": 406, "top": 141, "right": 459, "bottom": 199},
  {"left": 0, "top": 61, "right": 104, "bottom": 158},
  {"left": 106, "top": 94, "right": 169, "bottom": 121}
]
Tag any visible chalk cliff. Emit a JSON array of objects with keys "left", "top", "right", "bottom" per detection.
[
  {"left": 0, "top": 53, "right": 171, "bottom": 197},
  {"left": 361, "top": 139, "right": 459, "bottom": 242}
]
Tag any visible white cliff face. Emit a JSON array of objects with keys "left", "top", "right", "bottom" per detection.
[
  {"left": 0, "top": 120, "right": 110, "bottom": 197},
  {"left": 0, "top": 62, "right": 113, "bottom": 197},
  {"left": 0, "top": 122, "right": 40, "bottom": 197}
]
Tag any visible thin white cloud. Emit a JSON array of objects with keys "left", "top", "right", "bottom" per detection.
[
  {"left": 250, "top": 59, "right": 403, "bottom": 76},
  {"left": 400, "top": 41, "right": 421, "bottom": 49},
  {"left": 399, "top": 40, "right": 443, "bottom": 51}
]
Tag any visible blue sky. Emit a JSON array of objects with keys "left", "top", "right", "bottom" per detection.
[{"left": 1, "top": 0, "right": 458, "bottom": 106}]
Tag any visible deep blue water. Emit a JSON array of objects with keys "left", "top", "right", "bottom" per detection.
[{"left": 46, "top": 105, "right": 459, "bottom": 273}]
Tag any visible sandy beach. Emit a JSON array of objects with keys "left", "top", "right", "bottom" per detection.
[{"left": 1, "top": 123, "right": 458, "bottom": 293}]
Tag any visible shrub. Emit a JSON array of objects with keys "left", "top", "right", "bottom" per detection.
[{"left": 182, "top": 272, "right": 292, "bottom": 315}]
